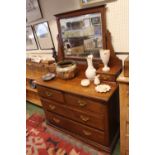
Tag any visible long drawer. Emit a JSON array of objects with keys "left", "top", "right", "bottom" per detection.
[
  {"left": 64, "top": 93, "right": 107, "bottom": 114},
  {"left": 45, "top": 111, "right": 108, "bottom": 146},
  {"left": 41, "top": 98, "right": 105, "bottom": 131},
  {"left": 37, "top": 85, "right": 64, "bottom": 103}
]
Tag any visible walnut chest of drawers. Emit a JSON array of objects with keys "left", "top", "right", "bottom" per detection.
[
  {"left": 36, "top": 74, "right": 119, "bottom": 154},
  {"left": 117, "top": 71, "right": 129, "bottom": 155}
]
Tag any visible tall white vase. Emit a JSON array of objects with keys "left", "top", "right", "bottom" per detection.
[
  {"left": 99, "top": 49, "right": 110, "bottom": 72},
  {"left": 85, "top": 55, "right": 96, "bottom": 81}
]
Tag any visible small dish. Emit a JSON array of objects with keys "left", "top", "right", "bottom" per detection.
[
  {"left": 95, "top": 84, "right": 111, "bottom": 93},
  {"left": 81, "top": 79, "right": 90, "bottom": 87},
  {"left": 42, "top": 73, "right": 56, "bottom": 81}
]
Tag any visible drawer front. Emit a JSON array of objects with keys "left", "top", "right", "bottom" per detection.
[
  {"left": 37, "top": 85, "right": 64, "bottom": 103},
  {"left": 64, "top": 93, "right": 107, "bottom": 114},
  {"left": 42, "top": 98, "right": 105, "bottom": 130},
  {"left": 45, "top": 111, "right": 108, "bottom": 146},
  {"left": 100, "top": 74, "right": 116, "bottom": 82}
]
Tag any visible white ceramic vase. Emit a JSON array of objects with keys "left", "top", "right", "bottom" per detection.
[
  {"left": 85, "top": 55, "right": 96, "bottom": 81},
  {"left": 99, "top": 49, "right": 110, "bottom": 72}
]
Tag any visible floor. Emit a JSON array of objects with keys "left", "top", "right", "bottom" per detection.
[{"left": 26, "top": 101, "right": 120, "bottom": 155}]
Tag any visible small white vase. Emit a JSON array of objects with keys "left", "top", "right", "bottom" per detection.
[
  {"left": 94, "top": 75, "right": 100, "bottom": 85},
  {"left": 85, "top": 55, "right": 96, "bottom": 81},
  {"left": 99, "top": 49, "right": 110, "bottom": 72}
]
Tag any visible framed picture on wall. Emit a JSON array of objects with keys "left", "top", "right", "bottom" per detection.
[
  {"left": 26, "top": 0, "right": 42, "bottom": 23},
  {"left": 33, "top": 21, "right": 54, "bottom": 50},
  {"left": 26, "top": 26, "right": 38, "bottom": 50},
  {"left": 80, "top": 0, "right": 110, "bottom": 8}
]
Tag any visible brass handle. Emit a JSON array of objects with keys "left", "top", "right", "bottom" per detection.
[
  {"left": 80, "top": 115, "right": 89, "bottom": 122},
  {"left": 83, "top": 130, "right": 91, "bottom": 136},
  {"left": 49, "top": 105, "right": 56, "bottom": 110},
  {"left": 78, "top": 100, "right": 87, "bottom": 107},
  {"left": 53, "top": 117, "right": 60, "bottom": 123},
  {"left": 45, "top": 91, "right": 52, "bottom": 97}
]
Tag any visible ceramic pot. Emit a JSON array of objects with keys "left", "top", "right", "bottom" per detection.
[
  {"left": 85, "top": 55, "right": 96, "bottom": 81},
  {"left": 99, "top": 49, "right": 110, "bottom": 72}
]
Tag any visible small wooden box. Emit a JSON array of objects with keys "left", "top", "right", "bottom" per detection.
[{"left": 124, "top": 56, "right": 129, "bottom": 77}]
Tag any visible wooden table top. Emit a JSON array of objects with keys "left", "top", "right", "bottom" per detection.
[{"left": 36, "top": 71, "right": 118, "bottom": 102}]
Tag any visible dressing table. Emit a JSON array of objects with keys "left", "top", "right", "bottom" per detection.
[{"left": 36, "top": 5, "right": 122, "bottom": 154}]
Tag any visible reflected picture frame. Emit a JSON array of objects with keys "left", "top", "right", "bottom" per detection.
[
  {"left": 26, "top": 0, "right": 43, "bottom": 23},
  {"left": 26, "top": 26, "right": 38, "bottom": 51},
  {"left": 33, "top": 21, "right": 55, "bottom": 50}
]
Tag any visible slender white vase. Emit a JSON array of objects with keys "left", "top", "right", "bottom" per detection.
[
  {"left": 99, "top": 49, "right": 110, "bottom": 72},
  {"left": 85, "top": 55, "right": 96, "bottom": 81}
]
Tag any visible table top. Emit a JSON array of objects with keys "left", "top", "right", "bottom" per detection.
[{"left": 36, "top": 70, "right": 118, "bottom": 102}]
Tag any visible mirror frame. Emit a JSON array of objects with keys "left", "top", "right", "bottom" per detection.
[{"left": 55, "top": 5, "right": 107, "bottom": 64}]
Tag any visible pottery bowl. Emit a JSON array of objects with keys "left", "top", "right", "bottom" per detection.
[{"left": 56, "top": 60, "right": 77, "bottom": 80}]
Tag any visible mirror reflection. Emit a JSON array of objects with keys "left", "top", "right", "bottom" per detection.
[{"left": 60, "top": 13, "right": 103, "bottom": 58}]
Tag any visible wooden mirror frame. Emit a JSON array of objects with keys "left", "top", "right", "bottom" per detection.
[
  {"left": 55, "top": 5, "right": 122, "bottom": 69},
  {"left": 55, "top": 5, "right": 107, "bottom": 62}
]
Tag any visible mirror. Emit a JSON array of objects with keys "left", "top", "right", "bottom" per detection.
[
  {"left": 60, "top": 13, "right": 103, "bottom": 58},
  {"left": 55, "top": 5, "right": 107, "bottom": 62}
]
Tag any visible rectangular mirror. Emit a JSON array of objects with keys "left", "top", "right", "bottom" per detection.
[
  {"left": 60, "top": 13, "right": 103, "bottom": 58},
  {"left": 55, "top": 5, "right": 107, "bottom": 62}
]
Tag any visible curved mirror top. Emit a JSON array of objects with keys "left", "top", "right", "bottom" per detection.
[{"left": 60, "top": 13, "right": 103, "bottom": 58}]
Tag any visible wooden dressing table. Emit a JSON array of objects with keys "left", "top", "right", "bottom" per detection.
[{"left": 36, "top": 70, "right": 119, "bottom": 153}]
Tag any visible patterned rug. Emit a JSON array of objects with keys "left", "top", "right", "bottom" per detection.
[{"left": 26, "top": 113, "right": 107, "bottom": 155}]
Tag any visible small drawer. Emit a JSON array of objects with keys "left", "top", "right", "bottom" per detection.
[
  {"left": 45, "top": 111, "right": 108, "bottom": 146},
  {"left": 100, "top": 74, "right": 116, "bottom": 82},
  {"left": 41, "top": 98, "right": 105, "bottom": 131},
  {"left": 64, "top": 93, "right": 107, "bottom": 114},
  {"left": 37, "top": 85, "right": 64, "bottom": 103}
]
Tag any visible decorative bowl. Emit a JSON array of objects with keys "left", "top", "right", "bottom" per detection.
[
  {"left": 56, "top": 60, "right": 77, "bottom": 80},
  {"left": 81, "top": 79, "right": 90, "bottom": 87}
]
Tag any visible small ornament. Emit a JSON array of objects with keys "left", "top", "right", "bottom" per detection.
[{"left": 94, "top": 75, "right": 100, "bottom": 85}]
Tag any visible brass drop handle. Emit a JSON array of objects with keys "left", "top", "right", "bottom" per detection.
[
  {"left": 49, "top": 105, "right": 56, "bottom": 110},
  {"left": 80, "top": 115, "right": 90, "bottom": 122},
  {"left": 53, "top": 117, "right": 60, "bottom": 123},
  {"left": 83, "top": 130, "right": 91, "bottom": 136},
  {"left": 78, "top": 100, "right": 87, "bottom": 107},
  {"left": 45, "top": 91, "right": 52, "bottom": 97}
]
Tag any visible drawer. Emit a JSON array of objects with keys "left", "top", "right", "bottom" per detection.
[
  {"left": 37, "top": 85, "right": 64, "bottom": 103},
  {"left": 45, "top": 111, "right": 108, "bottom": 146},
  {"left": 100, "top": 74, "right": 116, "bottom": 82},
  {"left": 64, "top": 93, "right": 107, "bottom": 114},
  {"left": 41, "top": 98, "right": 105, "bottom": 131}
]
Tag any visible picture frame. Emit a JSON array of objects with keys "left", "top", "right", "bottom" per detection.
[
  {"left": 33, "top": 21, "right": 54, "bottom": 50},
  {"left": 26, "top": 0, "right": 43, "bottom": 23},
  {"left": 26, "top": 26, "right": 38, "bottom": 50},
  {"left": 80, "top": 0, "right": 112, "bottom": 8}
]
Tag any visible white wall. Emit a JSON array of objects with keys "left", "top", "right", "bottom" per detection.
[{"left": 26, "top": 0, "right": 128, "bottom": 62}]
